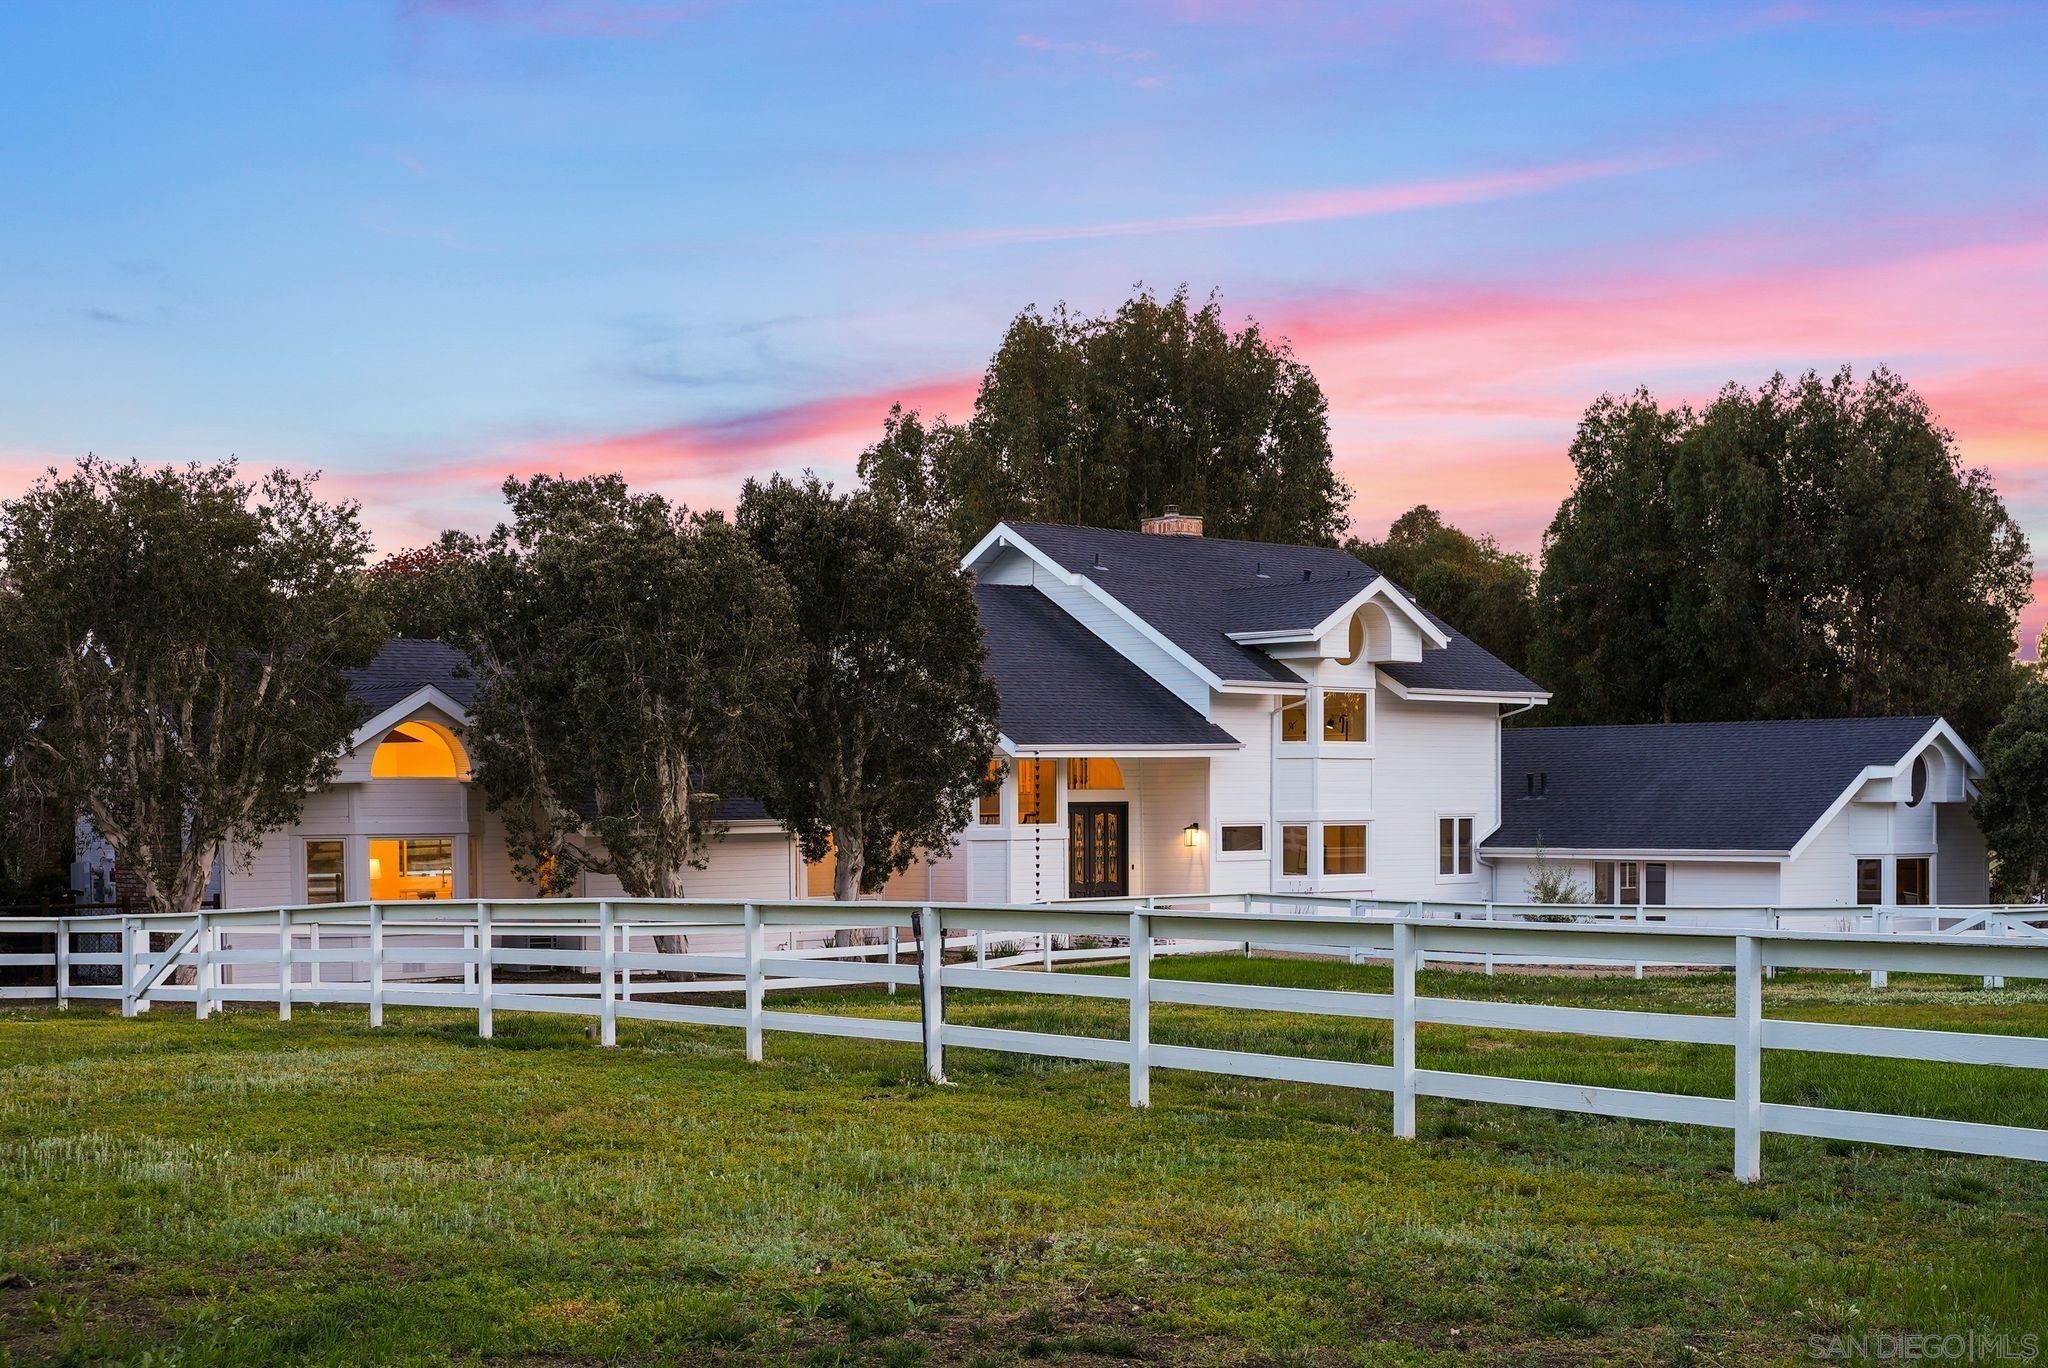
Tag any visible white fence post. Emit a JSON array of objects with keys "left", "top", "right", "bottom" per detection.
[
  {"left": 598, "top": 900, "right": 617, "bottom": 1048},
  {"left": 1482, "top": 903, "right": 1495, "bottom": 977},
  {"left": 1129, "top": 909, "right": 1152, "bottom": 1108},
  {"left": 1041, "top": 924, "right": 1054, "bottom": 970},
  {"left": 1871, "top": 909, "right": 1890, "bottom": 989},
  {"left": 369, "top": 904, "right": 385, "bottom": 1028},
  {"left": 919, "top": 905, "right": 945, "bottom": 1084},
  {"left": 120, "top": 916, "right": 139, "bottom": 1019},
  {"left": 620, "top": 923, "right": 635, "bottom": 1002},
  {"left": 193, "top": 911, "right": 211, "bottom": 1021},
  {"left": 975, "top": 929, "right": 987, "bottom": 966},
  {"left": 887, "top": 923, "right": 899, "bottom": 996},
  {"left": 53, "top": 921, "right": 69, "bottom": 1010},
  {"left": 276, "top": 909, "right": 292, "bottom": 1022},
  {"left": 476, "top": 902, "right": 494, "bottom": 1040},
  {"left": 1734, "top": 934, "right": 1763, "bottom": 1182},
  {"left": 309, "top": 919, "right": 321, "bottom": 993},
  {"left": 1633, "top": 903, "right": 1645, "bottom": 980},
  {"left": 744, "top": 902, "right": 764, "bottom": 1063},
  {"left": 1392, "top": 915, "right": 1417, "bottom": 1139}
]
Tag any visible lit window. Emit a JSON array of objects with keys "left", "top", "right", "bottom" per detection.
[
  {"left": 1280, "top": 698, "right": 1308, "bottom": 743},
  {"left": 1221, "top": 825, "right": 1263, "bottom": 853},
  {"left": 978, "top": 760, "right": 1003, "bottom": 825},
  {"left": 1017, "top": 760, "right": 1057, "bottom": 825},
  {"left": 1323, "top": 824, "right": 1368, "bottom": 875},
  {"left": 1322, "top": 691, "right": 1367, "bottom": 742},
  {"left": 369, "top": 837, "right": 454, "bottom": 901},
  {"left": 1438, "top": 816, "right": 1473, "bottom": 876},
  {"left": 305, "top": 840, "right": 345, "bottom": 905},
  {"left": 1282, "top": 826, "right": 1308, "bottom": 876},
  {"left": 1896, "top": 857, "right": 1931, "bottom": 907},
  {"left": 371, "top": 721, "right": 463, "bottom": 778},
  {"left": 1066, "top": 758, "right": 1125, "bottom": 790},
  {"left": 1856, "top": 858, "right": 1883, "bottom": 905}
]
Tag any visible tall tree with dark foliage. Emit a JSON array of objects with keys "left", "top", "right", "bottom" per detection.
[
  {"left": 739, "top": 473, "right": 1001, "bottom": 901},
  {"left": 860, "top": 285, "right": 1351, "bottom": 551},
  {"left": 449, "top": 475, "right": 800, "bottom": 901},
  {"left": 1533, "top": 368, "right": 2032, "bottom": 739},
  {"left": 0, "top": 460, "right": 386, "bottom": 913}
]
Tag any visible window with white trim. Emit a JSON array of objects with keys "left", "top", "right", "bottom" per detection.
[
  {"left": 1438, "top": 816, "right": 1474, "bottom": 876},
  {"left": 1220, "top": 825, "right": 1264, "bottom": 853}
]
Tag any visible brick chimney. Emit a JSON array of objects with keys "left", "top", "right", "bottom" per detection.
[{"left": 1140, "top": 505, "right": 1204, "bottom": 536}]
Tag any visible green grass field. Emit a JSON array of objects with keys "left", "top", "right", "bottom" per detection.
[{"left": 3, "top": 955, "right": 2046, "bottom": 1365}]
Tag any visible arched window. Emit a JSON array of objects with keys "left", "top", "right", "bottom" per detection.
[{"left": 370, "top": 721, "right": 466, "bottom": 779}]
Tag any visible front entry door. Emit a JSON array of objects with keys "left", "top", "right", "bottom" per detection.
[{"left": 1069, "top": 802, "right": 1130, "bottom": 898}]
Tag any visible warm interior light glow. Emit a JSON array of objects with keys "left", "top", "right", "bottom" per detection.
[
  {"left": 370, "top": 721, "right": 465, "bottom": 779},
  {"left": 369, "top": 837, "right": 455, "bottom": 901},
  {"left": 1183, "top": 821, "right": 1202, "bottom": 849}
]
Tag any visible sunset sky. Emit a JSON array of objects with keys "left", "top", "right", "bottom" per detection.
[{"left": 2, "top": 1, "right": 2042, "bottom": 655}]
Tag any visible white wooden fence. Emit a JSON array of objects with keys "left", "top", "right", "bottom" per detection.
[{"left": 7, "top": 897, "right": 2048, "bottom": 1181}]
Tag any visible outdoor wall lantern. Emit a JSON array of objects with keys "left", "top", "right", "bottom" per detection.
[{"left": 1183, "top": 822, "right": 1202, "bottom": 849}]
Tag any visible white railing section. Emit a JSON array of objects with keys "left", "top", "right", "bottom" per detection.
[{"left": 8, "top": 898, "right": 2048, "bottom": 1180}]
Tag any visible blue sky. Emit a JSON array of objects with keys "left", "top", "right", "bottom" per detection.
[{"left": 2, "top": 1, "right": 2043, "bottom": 648}]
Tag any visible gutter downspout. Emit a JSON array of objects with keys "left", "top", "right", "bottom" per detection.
[{"left": 1483, "top": 699, "right": 1543, "bottom": 900}]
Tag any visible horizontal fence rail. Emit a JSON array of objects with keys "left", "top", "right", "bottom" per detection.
[{"left": 7, "top": 896, "right": 2048, "bottom": 1180}]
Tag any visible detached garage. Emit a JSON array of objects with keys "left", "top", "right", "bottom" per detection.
[{"left": 1483, "top": 716, "right": 1989, "bottom": 909}]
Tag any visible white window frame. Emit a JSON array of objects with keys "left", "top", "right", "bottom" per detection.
[
  {"left": 1215, "top": 823, "right": 1267, "bottom": 862},
  {"left": 1319, "top": 821, "right": 1370, "bottom": 879},
  {"left": 1436, "top": 813, "right": 1476, "bottom": 881},
  {"left": 1318, "top": 688, "right": 1372, "bottom": 747},
  {"left": 300, "top": 836, "right": 348, "bottom": 906}
]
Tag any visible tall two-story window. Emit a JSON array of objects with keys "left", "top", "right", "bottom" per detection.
[
  {"left": 1322, "top": 691, "right": 1367, "bottom": 742},
  {"left": 1016, "top": 760, "right": 1057, "bottom": 825},
  {"left": 1438, "top": 817, "right": 1474, "bottom": 876}
]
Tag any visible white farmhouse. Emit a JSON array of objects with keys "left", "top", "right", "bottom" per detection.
[{"left": 212, "top": 514, "right": 1993, "bottom": 912}]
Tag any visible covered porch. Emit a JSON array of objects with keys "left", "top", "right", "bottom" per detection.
[{"left": 962, "top": 752, "right": 1221, "bottom": 905}]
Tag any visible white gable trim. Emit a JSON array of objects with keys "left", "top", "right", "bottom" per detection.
[
  {"left": 1225, "top": 576, "right": 1450, "bottom": 650},
  {"left": 1377, "top": 671, "right": 1550, "bottom": 706},
  {"left": 967, "top": 522, "right": 1234, "bottom": 695},
  {"left": 1784, "top": 719, "right": 1983, "bottom": 863},
  {"left": 998, "top": 734, "right": 1240, "bottom": 758},
  {"left": 349, "top": 686, "right": 471, "bottom": 753}
]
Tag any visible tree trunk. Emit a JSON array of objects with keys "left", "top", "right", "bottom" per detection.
[{"left": 831, "top": 840, "right": 865, "bottom": 947}]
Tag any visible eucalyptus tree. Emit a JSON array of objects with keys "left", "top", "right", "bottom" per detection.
[
  {"left": 1976, "top": 675, "right": 2048, "bottom": 902},
  {"left": 1533, "top": 368, "right": 2033, "bottom": 739},
  {"left": 0, "top": 459, "right": 385, "bottom": 913},
  {"left": 859, "top": 285, "right": 1351, "bottom": 551},
  {"left": 452, "top": 475, "right": 800, "bottom": 904},
  {"left": 738, "top": 472, "right": 1001, "bottom": 902}
]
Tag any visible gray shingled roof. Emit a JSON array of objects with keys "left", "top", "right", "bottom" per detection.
[
  {"left": 1004, "top": 521, "right": 1543, "bottom": 696},
  {"left": 977, "top": 584, "right": 1238, "bottom": 749},
  {"left": 1485, "top": 716, "right": 1943, "bottom": 854},
  {"left": 344, "top": 638, "right": 478, "bottom": 713}
]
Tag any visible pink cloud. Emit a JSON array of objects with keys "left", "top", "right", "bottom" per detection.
[{"left": 953, "top": 154, "right": 1674, "bottom": 245}]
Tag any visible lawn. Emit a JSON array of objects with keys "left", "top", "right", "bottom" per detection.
[{"left": 2, "top": 954, "right": 2046, "bottom": 1365}]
